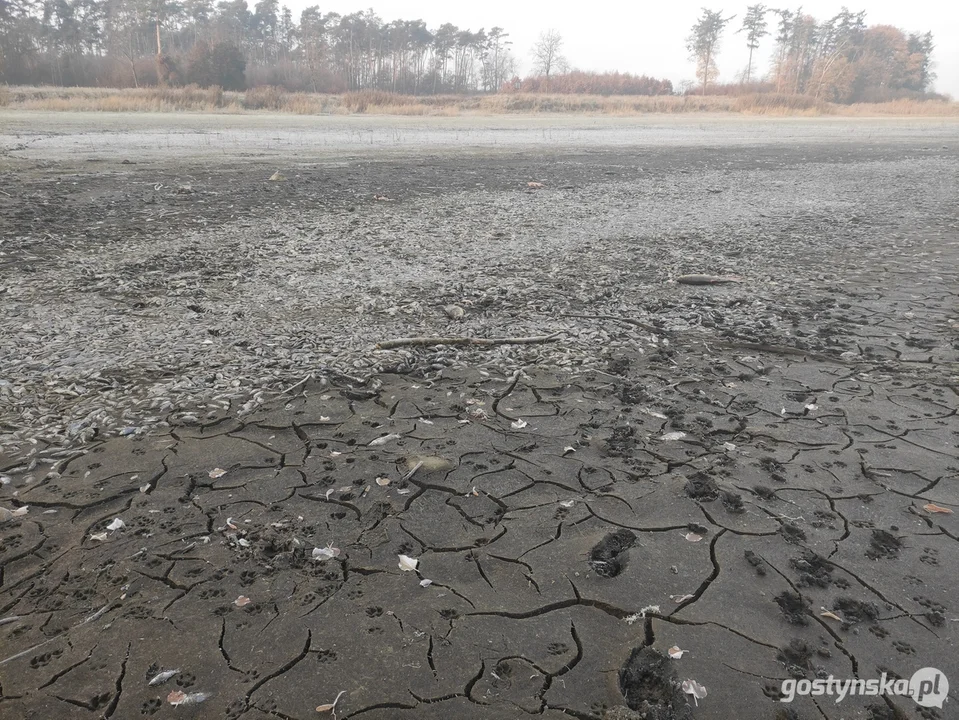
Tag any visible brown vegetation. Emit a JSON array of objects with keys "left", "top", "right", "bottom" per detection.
[{"left": 2, "top": 86, "right": 957, "bottom": 117}]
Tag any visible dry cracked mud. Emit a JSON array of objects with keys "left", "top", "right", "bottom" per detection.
[{"left": 1, "top": 115, "right": 958, "bottom": 720}]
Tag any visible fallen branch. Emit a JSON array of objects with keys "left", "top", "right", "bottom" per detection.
[
  {"left": 376, "top": 332, "right": 561, "bottom": 350},
  {"left": 560, "top": 314, "right": 671, "bottom": 337}
]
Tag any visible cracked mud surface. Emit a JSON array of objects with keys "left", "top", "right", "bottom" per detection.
[{"left": 1, "top": 116, "right": 958, "bottom": 719}]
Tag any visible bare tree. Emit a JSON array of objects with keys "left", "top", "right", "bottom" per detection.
[
  {"left": 737, "top": 4, "right": 768, "bottom": 83},
  {"left": 686, "top": 9, "right": 735, "bottom": 94},
  {"left": 531, "top": 29, "right": 567, "bottom": 91}
]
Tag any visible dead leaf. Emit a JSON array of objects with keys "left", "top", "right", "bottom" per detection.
[
  {"left": 398, "top": 554, "right": 418, "bottom": 572},
  {"left": 527, "top": 181, "right": 545, "bottom": 188},
  {"left": 312, "top": 545, "right": 341, "bottom": 561},
  {"left": 923, "top": 503, "right": 953, "bottom": 514},
  {"left": 234, "top": 595, "right": 251, "bottom": 607},
  {"left": 510, "top": 419, "right": 528, "bottom": 429},
  {"left": 368, "top": 433, "right": 401, "bottom": 447},
  {"left": 107, "top": 518, "right": 125, "bottom": 531},
  {"left": 167, "top": 691, "right": 188, "bottom": 706},
  {"left": 316, "top": 690, "right": 346, "bottom": 713},
  {"left": 684, "top": 532, "right": 703, "bottom": 542},
  {"left": 375, "top": 476, "right": 391, "bottom": 486},
  {"left": 269, "top": 171, "right": 286, "bottom": 182},
  {"left": 668, "top": 646, "right": 686, "bottom": 659},
  {"left": 89, "top": 532, "right": 108, "bottom": 542},
  {"left": 208, "top": 468, "right": 227, "bottom": 478},
  {"left": 681, "top": 679, "right": 707, "bottom": 705},
  {"left": 419, "top": 579, "right": 433, "bottom": 587}
]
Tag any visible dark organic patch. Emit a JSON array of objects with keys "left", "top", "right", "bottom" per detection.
[
  {"left": 752, "top": 485, "right": 776, "bottom": 500},
  {"left": 833, "top": 597, "right": 880, "bottom": 624},
  {"left": 618, "top": 646, "right": 692, "bottom": 719},
  {"left": 720, "top": 490, "right": 745, "bottom": 513},
  {"left": 775, "top": 591, "right": 811, "bottom": 625},
  {"left": 743, "top": 549, "right": 766, "bottom": 576},
  {"left": 779, "top": 523, "right": 807, "bottom": 544},
  {"left": 866, "top": 529, "right": 902, "bottom": 559},
  {"left": 618, "top": 382, "right": 652, "bottom": 405},
  {"left": 607, "top": 424, "right": 638, "bottom": 457},
  {"left": 791, "top": 551, "right": 833, "bottom": 588},
  {"left": 776, "top": 638, "right": 814, "bottom": 675},
  {"left": 589, "top": 529, "right": 638, "bottom": 578},
  {"left": 684, "top": 472, "right": 719, "bottom": 501}
]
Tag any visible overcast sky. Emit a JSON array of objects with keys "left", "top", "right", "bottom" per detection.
[{"left": 281, "top": 0, "right": 958, "bottom": 98}]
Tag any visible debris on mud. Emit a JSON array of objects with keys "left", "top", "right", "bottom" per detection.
[
  {"left": 589, "top": 529, "right": 638, "bottom": 577},
  {"left": 619, "top": 646, "right": 694, "bottom": 719}
]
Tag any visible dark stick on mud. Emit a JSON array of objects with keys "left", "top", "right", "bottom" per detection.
[
  {"left": 375, "top": 332, "right": 562, "bottom": 350},
  {"left": 560, "top": 313, "right": 672, "bottom": 337}
]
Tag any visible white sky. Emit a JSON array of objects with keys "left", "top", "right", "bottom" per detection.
[{"left": 281, "top": 0, "right": 959, "bottom": 98}]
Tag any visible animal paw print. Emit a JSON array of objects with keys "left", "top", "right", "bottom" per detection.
[
  {"left": 920, "top": 554, "right": 939, "bottom": 566},
  {"left": 29, "top": 649, "right": 63, "bottom": 668},
  {"left": 367, "top": 626, "right": 384, "bottom": 634},
  {"left": 240, "top": 570, "right": 257, "bottom": 586},
  {"left": 345, "top": 588, "right": 363, "bottom": 600},
  {"left": 87, "top": 692, "right": 112, "bottom": 710},
  {"left": 315, "top": 649, "right": 337, "bottom": 663},
  {"left": 198, "top": 587, "right": 225, "bottom": 599},
  {"left": 439, "top": 608, "right": 460, "bottom": 620},
  {"left": 365, "top": 606, "right": 383, "bottom": 618},
  {"left": 176, "top": 672, "right": 197, "bottom": 688},
  {"left": 300, "top": 593, "right": 317, "bottom": 606},
  {"left": 72, "top": 588, "right": 95, "bottom": 601},
  {"left": 185, "top": 567, "right": 205, "bottom": 578},
  {"left": 868, "top": 625, "right": 889, "bottom": 639},
  {"left": 589, "top": 701, "right": 608, "bottom": 717},
  {"left": 892, "top": 641, "right": 915, "bottom": 655},
  {"left": 226, "top": 699, "right": 247, "bottom": 719},
  {"left": 397, "top": 541, "right": 414, "bottom": 555},
  {"left": 141, "top": 698, "right": 162, "bottom": 715},
  {"left": 547, "top": 642, "right": 569, "bottom": 656}
]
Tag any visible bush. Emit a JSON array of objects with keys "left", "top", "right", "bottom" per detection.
[
  {"left": 186, "top": 41, "right": 246, "bottom": 91},
  {"left": 243, "top": 85, "right": 288, "bottom": 110}
]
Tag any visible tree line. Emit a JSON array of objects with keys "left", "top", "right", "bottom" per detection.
[
  {"left": 0, "top": 0, "right": 524, "bottom": 92},
  {"left": 0, "top": 0, "right": 940, "bottom": 102},
  {"left": 687, "top": 6, "right": 936, "bottom": 102}
]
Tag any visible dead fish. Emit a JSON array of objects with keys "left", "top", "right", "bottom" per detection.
[
  {"left": 148, "top": 669, "right": 180, "bottom": 686},
  {"left": 0, "top": 506, "right": 28, "bottom": 523},
  {"left": 167, "top": 690, "right": 210, "bottom": 706},
  {"left": 400, "top": 455, "right": 453, "bottom": 475},
  {"left": 676, "top": 274, "right": 741, "bottom": 285}
]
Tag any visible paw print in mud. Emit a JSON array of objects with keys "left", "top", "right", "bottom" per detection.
[
  {"left": 141, "top": 698, "right": 162, "bottom": 715},
  {"left": 198, "top": 587, "right": 225, "bottom": 599},
  {"left": 29, "top": 649, "right": 63, "bottom": 668},
  {"left": 365, "top": 606, "right": 384, "bottom": 618},
  {"left": 547, "top": 642, "right": 569, "bottom": 656},
  {"left": 176, "top": 672, "right": 197, "bottom": 687},
  {"left": 315, "top": 649, "right": 337, "bottom": 663}
]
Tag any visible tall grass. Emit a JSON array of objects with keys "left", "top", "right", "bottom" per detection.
[{"left": 2, "top": 85, "right": 957, "bottom": 117}]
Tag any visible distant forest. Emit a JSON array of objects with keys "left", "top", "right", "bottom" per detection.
[{"left": 0, "top": 1, "right": 940, "bottom": 102}]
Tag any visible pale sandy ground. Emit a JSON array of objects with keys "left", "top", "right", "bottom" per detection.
[{"left": 2, "top": 111, "right": 959, "bottom": 165}]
